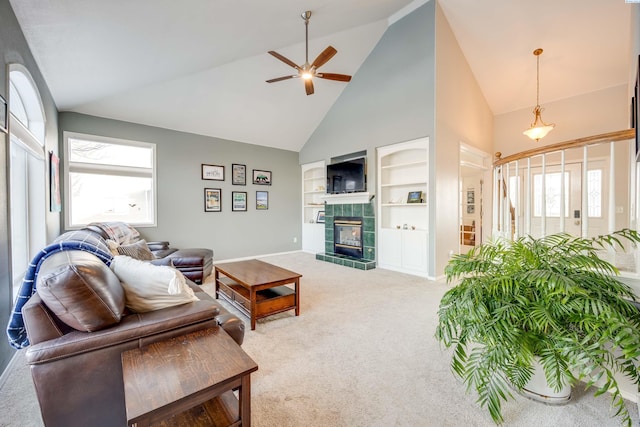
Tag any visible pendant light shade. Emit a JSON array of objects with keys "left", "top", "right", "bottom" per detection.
[{"left": 523, "top": 48, "right": 555, "bottom": 141}]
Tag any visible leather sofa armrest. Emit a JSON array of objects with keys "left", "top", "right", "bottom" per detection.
[
  {"left": 22, "top": 293, "right": 74, "bottom": 345},
  {"left": 152, "top": 248, "right": 179, "bottom": 259},
  {"left": 147, "top": 241, "right": 171, "bottom": 251},
  {"left": 149, "top": 257, "right": 174, "bottom": 267},
  {"left": 216, "top": 313, "right": 245, "bottom": 346},
  {"left": 25, "top": 299, "right": 220, "bottom": 364}
]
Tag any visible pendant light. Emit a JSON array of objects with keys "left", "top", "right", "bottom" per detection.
[{"left": 523, "top": 48, "right": 555, "bottom": 141}]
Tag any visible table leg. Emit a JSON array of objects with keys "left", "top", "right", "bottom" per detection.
[
  {"left": 250, "top": 289, "right": 257, "bottom": 330},
  {"left": 214, "top": 269, "right": 220, "bottom": 299},
  {"left": 294, "top": 278, "right": 300, "bottom": 316},
  {"left": 239, "top": 374, "right": 251, "bottom": 427}
]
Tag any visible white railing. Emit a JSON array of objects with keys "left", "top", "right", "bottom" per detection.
[{"left": 492, "top": 129, "right": 638, "bottom": 274}]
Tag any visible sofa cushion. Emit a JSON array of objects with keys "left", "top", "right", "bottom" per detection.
[
  {"left": 107, "top": 239, "right": 156, "bottom": 261},
  {"left": 36, "top": 251, "right": 126, "bottom": 332},
  {"left": 110, "top": 255, "right": 199, "bottom": 313}
]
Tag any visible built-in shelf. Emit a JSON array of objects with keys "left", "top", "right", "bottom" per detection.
[{"left": 377, "top": 137, "right": 429, "bottom": 277}]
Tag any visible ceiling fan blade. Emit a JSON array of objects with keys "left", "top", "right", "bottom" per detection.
[
  {"left": 305, "top": 79, "right": 314, "bottom": 96},
  {"left": 317, "top": 73, "right": 352, "bottom": 82},
  {"left": 268, "top": 51, "right": 301, "bottom": 71},
  {"left": 311, "top": 46, "right": 337, "bottom": 69},
  {"left": 266, "top": 75, "right": 298, "bottom": 83}
]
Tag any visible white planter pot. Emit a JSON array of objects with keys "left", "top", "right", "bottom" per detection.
[{"left": 520, "top": 359, "right": 572, "bottom": 405}]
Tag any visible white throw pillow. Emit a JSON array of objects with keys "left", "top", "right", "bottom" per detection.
[{"left": 110, "top": 255, "right": 199, "bottom": 313}]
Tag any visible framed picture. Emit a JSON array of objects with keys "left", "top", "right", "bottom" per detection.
[
  {"left": 0, "top": 94, "right": 7, "bottom": 134},
  {"left": 202, "top": 164, "right": 225, "bottom": 181},
  {"left": 466, "top": 189, "right": 475, "bottom": 204},
  {"left": 49, "top": 152, "right": 61, "bottom": 212},
  {"left": 232, "top": 191, "right": 247, "bottom": 211},
  {"left": 316, "top": 211, "right": 325, "bottom": 223},
  {"left": 252, "top": 169, "right": 272, "bottom": 185},
  {"left": 467, "top": 204, "right": 475, "bottom": 214},
  {"left": 204, "top": 188, "right": 221, "bottom": 212},
  {"left": 407, "top": 191, "right": 423, "bottom": 204},
  {"left": 232, "top": 163, "right": 246, "bottom": 185},
  {"left": 256, "top": 191, "right": 269, "bottom": 210}
]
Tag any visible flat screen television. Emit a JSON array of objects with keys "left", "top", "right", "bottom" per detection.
[{"left": 326, "top": 158, "right": 366, "bottom": 194}]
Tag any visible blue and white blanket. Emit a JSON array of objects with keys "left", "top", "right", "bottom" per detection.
[{"left": 6, "top": 230, "right": 113, "bottom": 350}]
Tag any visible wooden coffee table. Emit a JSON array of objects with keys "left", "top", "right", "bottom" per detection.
[
  {"left": 215, "top": 259, "right": 302, "bottom": 330},
  {"left": 122, "top": 327, "right": 258, "bottom": 427}
]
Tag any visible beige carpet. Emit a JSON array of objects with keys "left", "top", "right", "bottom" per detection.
[{"left": 1, "top": 252, "right": 638, "bottom": 426}]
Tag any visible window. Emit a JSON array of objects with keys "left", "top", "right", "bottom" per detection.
[
  {"left": 8, "top": 65, "right": 46, "bottom": 299},
  {"left": 533, "top": 172, "right": 569, "bottom": 217},
  {"left": 587, "top": 169, "right": 602, "bottom": 218},
  {"left": 64, "top": 132, "right": 156, "bottom": 228}
]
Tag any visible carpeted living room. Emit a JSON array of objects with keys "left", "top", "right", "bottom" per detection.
[
  {"left": 2, "top": 0, "right": 640, "bottom": 426},
  {"left": 2, "top": 252, "right": 639, "bottom": 426}
]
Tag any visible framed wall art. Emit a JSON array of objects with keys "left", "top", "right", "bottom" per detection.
[
  {"left": 232, "top": 191, "right": 247, "bottom": 211},
  {"left": 202, "top": 164, "right": 225, "bottom": 181},
  {"left": 316, "top": 211, "right": 325, "bottom": 223},
  {"left": 407, "top": 191, "right": 423, "bottom": 204},
  {"left": 204, "top": 188, "right": 221, "bottom": 212},
  {"left": 252, "top": 169, "right": 272, "bottom": 185},
  {"left": 256, "top": 191, "right": 268, "bottom": 210},
  {"left": 232, "top": 163, "right": 246, "bottom": 185},
  {"left": 0, "top": 94, "right": 7, "bottom": 134}
]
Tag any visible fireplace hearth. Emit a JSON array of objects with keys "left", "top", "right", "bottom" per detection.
[{"left": 333, "top": 216, "right": 363, "bottom": 259}]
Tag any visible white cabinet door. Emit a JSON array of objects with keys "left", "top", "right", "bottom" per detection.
[
  {"left": 378, "top": 228, "right": 402, "bottom": 268},
  {"left": 402, "top": 230, "right": 428, "bottom": 274}
]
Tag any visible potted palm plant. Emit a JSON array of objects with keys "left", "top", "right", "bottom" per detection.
[{"left": 435, "top": 229, "right": 640, "bottom": 426}]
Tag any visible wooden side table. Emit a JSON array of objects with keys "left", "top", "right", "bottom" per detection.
[{"left": 122, "top": 327, "right": 258, "bottom": 427}]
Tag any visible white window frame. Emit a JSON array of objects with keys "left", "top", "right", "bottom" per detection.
[
  {"left": 8, "top": 64, "right": 47, "bottom": 300},
  {"left": 63, "top": 131, "right": 157, "bottom": 229}
]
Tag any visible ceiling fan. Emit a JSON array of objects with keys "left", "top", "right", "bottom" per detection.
[{"left": 266, "top": 11, "right": 352, "bottom": 96}]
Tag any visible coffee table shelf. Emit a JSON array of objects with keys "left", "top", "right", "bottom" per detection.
[
  {"left": 217, "top": 277, "right": 295, "bottom": 318},
  {"left": 214, "top": 259, "right": 302, "bottom": 330}
]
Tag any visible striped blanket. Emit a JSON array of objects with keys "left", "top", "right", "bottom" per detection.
[{"left": 6, "top": 230, "right": 113, "bottom": 350}]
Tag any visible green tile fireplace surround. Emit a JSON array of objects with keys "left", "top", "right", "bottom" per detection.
[{"left": 315, "top": 202, "right": 376, "bottom": 270}]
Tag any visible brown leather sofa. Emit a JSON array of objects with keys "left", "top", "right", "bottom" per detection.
[
  {"left": 84, "top": 224, "right": 213, "bottom": 283},
  {"left": 21, "top": 243, "right": 244, "bottom": 427}
]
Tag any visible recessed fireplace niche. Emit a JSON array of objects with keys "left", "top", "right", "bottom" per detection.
[
  {"left": 333, "top": 216, "right": 363, "bottom": 259},
  {"left": 315, "top": 201, "right": 376, "bottom": 271}
]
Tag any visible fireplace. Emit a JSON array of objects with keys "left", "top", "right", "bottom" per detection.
[{"left": 333, "top": 216, "right": 363, "bottom": 259}]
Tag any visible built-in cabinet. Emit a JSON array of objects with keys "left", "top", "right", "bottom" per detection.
[
  {"left": 301, "top": 161, "right": 326, "bottom": 253},
  {"left": 376, "top": 138, "right": 429, "bottom": 277}
]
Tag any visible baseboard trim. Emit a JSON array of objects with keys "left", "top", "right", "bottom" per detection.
[{"left": 212, "top": 250, "right": 302, "bottom": 265}]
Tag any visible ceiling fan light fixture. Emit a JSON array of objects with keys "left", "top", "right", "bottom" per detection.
[
  {"left": 265, "top": 10, "right": 352, "bottom": 95},
  {"left": 523, "top": 48, "right": 555, "bottom": 141}
]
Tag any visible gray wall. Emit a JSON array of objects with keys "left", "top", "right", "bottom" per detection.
[
  {"left": 299, "top": 2, "right": 436, "bottom": 273},
  {"left": 0, "top": 0, "right": 60, "bottom": 373},
  {"left": 58, "top": 112, "right": 301, "bottom": 261},
  {"left": 300, "top": 2, "right": 435, "bottom": 167}
]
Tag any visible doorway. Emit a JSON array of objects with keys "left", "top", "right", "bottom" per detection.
[
  {"left": 459, "top": 143, "right": 490, "bottom": 254},
  {"left": 509, "top": 159, "right": 608, "bottom": 239}
]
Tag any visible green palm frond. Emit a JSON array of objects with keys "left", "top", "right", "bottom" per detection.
[{"left": 436, "top": 228, "right": 640, "bottom": 426}]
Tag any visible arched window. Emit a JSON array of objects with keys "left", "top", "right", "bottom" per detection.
[{"left": 8, "top": 64, "right": 46, "bottom": 299}]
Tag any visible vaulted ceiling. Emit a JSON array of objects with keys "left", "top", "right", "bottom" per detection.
[{"left": 8, "top": 0, "right": 633, "bottom": 151}]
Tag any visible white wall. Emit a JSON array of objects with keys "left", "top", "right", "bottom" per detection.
[
  {"left": 494, "top": 85, "right": 628, "bottom": 159},
  {"left": 435, "top": 1, "right": 493, "bottom": 276}
]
